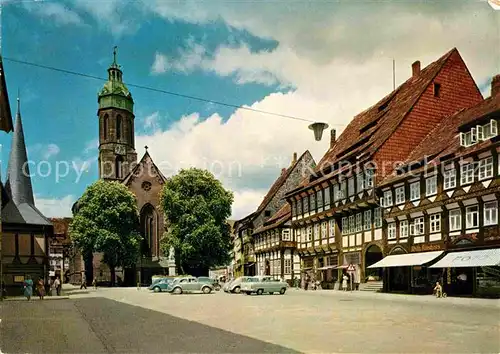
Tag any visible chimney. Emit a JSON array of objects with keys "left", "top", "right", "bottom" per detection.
[
  {"left": 292, "top": 152, "right": 297, "bottom": 165},
  {"left": 330, "top": 129, "right": 336, "bottom": 148},
  {"left": 412, "top": 60, "right": 421, "bottom": 78},
  {"left": 491, "top": 75, "right": 500, "bottom": 97}
]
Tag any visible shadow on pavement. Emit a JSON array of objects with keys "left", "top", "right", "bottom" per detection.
[{"left": 0, "top": 298, "right": 298, "bottom": 354}]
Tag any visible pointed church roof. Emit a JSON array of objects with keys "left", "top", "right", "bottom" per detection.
[
  {"left": 3, "top": 97, "right": 51, "bottom": 226},
  {"left": 0, "top": 57, "right": 13, "bottom": 133},
  {"left": 122, "top": 147, "right": 167, "bottom": 186},
  {"left": 6, "top": 97, "right": 34, "bottom": 205}
]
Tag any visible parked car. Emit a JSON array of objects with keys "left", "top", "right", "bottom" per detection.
[
  {"left": 148, "top": 278, "right": 174, "bottom": 292},
  {"left": 225, "top": 276, "right": 253, "bottom": 293},
  {"left": 197, "top": 277, "right": 221, "bottom": 291},
  {"left": 166, "top": 277, "right": 213, "bottom": 294},
  {"left": 241, "top": 276, "right": 288, "bottom": 295}
]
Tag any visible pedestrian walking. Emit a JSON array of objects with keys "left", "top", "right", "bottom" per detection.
[
  {"left": 80, "top": 272, "right": 87, "bottom": 290},
  {"left": 54, "top": 277, "right": 61, "bottom": 296},
  {"left": 433, "top": 281, "right": 443, "bottom": 298},
  {"left": 49, "top": 278, "right": 55, "bottom": 296},
  {"left": 92, "top": 277, "right": 97, "bottom": 290},
  {"left": 36, "top": 278, "right": 45, "bottom": 300},
  {"left": 23, "top": 275, "right": 33, "bottom": 301},
  {"left": 342, "top": 274, "right": 348, "bottom": 291}
]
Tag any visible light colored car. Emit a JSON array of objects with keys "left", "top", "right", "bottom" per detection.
[
  {"left": 241, "top": 276, "right": 288, "bottom": 295},
  {"left": 167, "top": 277, "right": 213, "bottom": 294},
  {"left": 226, "top": 276, "right": 253, "bottom": 293}
]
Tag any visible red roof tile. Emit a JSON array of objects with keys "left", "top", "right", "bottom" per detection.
[
  {"left": 253, "top": 204, "right": 291, "bottom": 234},
  {"left": 315, "top": 48, "right": 458, "bottom": 173}
]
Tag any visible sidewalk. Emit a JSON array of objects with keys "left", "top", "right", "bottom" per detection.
[{"left": 295, "top": 288, "right": 500, "bottom": 308}]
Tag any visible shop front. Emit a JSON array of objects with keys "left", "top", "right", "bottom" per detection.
[
  {"left": 316, "top": 254, "right": 338, "bottom": 289},
  {"left": 368, "top": 250, "right": 444, "bottom": 294},
  {"left": 430, "top": 248, "right": 500, "bottom": 298}
]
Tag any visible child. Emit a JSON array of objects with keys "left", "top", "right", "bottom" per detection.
[
  {"left": 342, "top": 274, "right": 348, "bottom": 291},
  {"left": 434, "top": 281, "right": 443, "bottom": 298}
]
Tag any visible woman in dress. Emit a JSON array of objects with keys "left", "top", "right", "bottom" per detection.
[
  {"left": 23, "top": 275, "right": 33, "bottom": 301},
  {"left": 342, "top": 274, "right": 348, "bottom": 291},
  {"left": 36, "top": 278, "right": 45, "bottom": 300}
]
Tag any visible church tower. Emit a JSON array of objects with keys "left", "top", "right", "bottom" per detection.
[{"left": 98, "top": 47, "right": 137, "bottom": 181}]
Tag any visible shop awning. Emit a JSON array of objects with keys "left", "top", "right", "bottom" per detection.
[
  {"left": 430, "top": 248, "right": 500, "bottom": 268},
  {"left": 368, "top": 251, "right": 444, "bottom": 268},
  {"left": 336, "top": 265, "right": 349, "bottom": 269}
]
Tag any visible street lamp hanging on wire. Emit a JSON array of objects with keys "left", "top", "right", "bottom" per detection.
[{"left": 309, "top": 122, "right": 329, "bottom": 141}]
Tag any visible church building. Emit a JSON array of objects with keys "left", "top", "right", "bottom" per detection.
[{"left": 91, "top": 50, "right": 175, "bottom": 285}]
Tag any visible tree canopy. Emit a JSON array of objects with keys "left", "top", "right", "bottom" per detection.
[
  {"left": 69, "top": 180, "right": 142, "bottom": 284},
  {"left": 160, "top": 168, "right": 233, "bottom": 275}
]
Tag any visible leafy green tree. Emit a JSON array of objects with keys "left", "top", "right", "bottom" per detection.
[
  {"left": 69, "top": 180, "right": 142, "bottom": 286},
  {"left": 160, "top": 168, "right": 233, "bottom": 276}
]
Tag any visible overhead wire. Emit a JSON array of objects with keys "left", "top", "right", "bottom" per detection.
[{"left": 3, "top": 56, "right": 346, "bottom": 126}]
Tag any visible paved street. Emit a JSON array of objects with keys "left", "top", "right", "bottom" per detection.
[{"left": 1, "top": 287, "right": 499, "bottom": 353}]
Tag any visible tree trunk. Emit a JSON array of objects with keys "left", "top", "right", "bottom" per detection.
[
  {"left": 110, "top": 267, "right": 116, "bottom": 287},
  {"left": 84, "top": 252, "right": 94, "bottom": 285}
]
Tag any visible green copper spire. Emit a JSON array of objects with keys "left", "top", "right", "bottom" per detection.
[{"left": 98, "top": 46, "right": 134, "bottom": 113}]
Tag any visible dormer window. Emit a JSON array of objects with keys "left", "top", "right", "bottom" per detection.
[
  {"left": 460, "top": 129, "right": 477, "bottom": 147},
  {"left": 461, "top": 119, "right": 498, "bottom": 147},
  {"left": 433, "top": 83, "right": 441, "bottom": 97}
]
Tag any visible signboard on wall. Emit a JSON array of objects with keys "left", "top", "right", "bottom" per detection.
[
  {"left": 14, "top": 275, "right": 24, "bottom": 283},
  {"left": 347, "top": 264, "right": 356, "bottom": 272},
  {"left": 410, "top": 243, "right": 443, "bottom": 253}
]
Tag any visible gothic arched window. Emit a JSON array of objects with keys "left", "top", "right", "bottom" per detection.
[
  {"left": 115, "top": 155, "right": 124, "bottom": 179},
  {"left": 140, "top": 204, "right": 157, "bottom": 257},
  {"left": 116, "top": 115, "right": 122, "bottom": 140},
  {"left": 103, "top": 114, "right": 109, "bottom": 140}
]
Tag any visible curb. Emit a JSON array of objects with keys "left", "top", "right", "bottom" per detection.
[{"left": 2, "top": 296, "right": 70, "bottom": 301}]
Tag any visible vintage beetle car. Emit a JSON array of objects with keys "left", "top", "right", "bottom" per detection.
[{"left": 167, "top": 277, "right": 213, "bottom": 294}]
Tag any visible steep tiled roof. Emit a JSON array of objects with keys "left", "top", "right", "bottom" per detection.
[
  {"left": 381, "top": 91, "right": 500, "bottom": 186},
  {"left": 253, "top": 203, "right": 291, "bottom": 234},
  {"left": 315, "top": 48, "right": 458, "bottom": 173},
  {"left": 0, "top": 57, "right": 13, "bottom": 133},
  {"left": 255, "top": 150, "right": 311, "bottom": 214}
]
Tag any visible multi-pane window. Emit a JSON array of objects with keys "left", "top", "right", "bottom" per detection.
[
  {"left": 410, "top": 182, "right": 420, "bottom": 201},
  {"left": 282, "top": 229, "right": 291, "bottom": 241},
  {"left": 342, "top": 217, "right": 349, "bottom": 234},
  {"left": 348, "top": 177, "right": 355, "bottom": 196},
  {"left": 321, "top": 221, "right": 327, "bottom": 238},
  {"left": 317, "top": 190, "right": 323, "bottom": 208},
  {"left": 430, "top": 213, "right": 441, "bottom": 233},
  {"left": 461, "top": 163, "right": 475, "bottom": 185},
  {"left": 484, "top": 201, "right": 498, "bottom": 226},
  {"left": 357, "top": 172, "right": 365, "bottom": 192},
  {"left": 384, "top": 190, "right": 393, "bottom": 207},
  {"left": 314, "top": 224, "right": 320, "bottom": 239},
  {"left": 284, "top": 259, "right": 292, "bottom": 274},
  {"left": 478, "top": 157, "right": 493, "bottom": 180},
  {"left": 329, "top": 219, "right": 335, "bottom": 237},
  {"left": 400, "top": 220, "right": 408, "bottom": 238},
  {"left": 410, "top": 217, "right": 424, "bottom": 235},
  {"left": 449, "top": 209, "right": 462, "bottom": 231},
  {"left": 297, "top": 199, "right": 303, "bottom": 216},
  {"left": 374, "top": 208, "right": 382, "bottom": 228},
  {"left": 333, "top": 184, "right": 340, "bottom": 201},
  {"left": 444, "top": 169, "right": 456, "bottom": 190},
  {"left": 324, "top": 187, "right": 331, "bottom": 207},
  {"left": 307, "top": 226, "right": 312, "bottom": 241},
  {"left": 364, "top": 210, "right": 372, "bottom": 230},
  {"left": 291, "top": 201, "right": 297, "bottom": 217},
  {"left": 388, "top": 223, "right": 396, "bottom": 240},
  {"left": 303, "top": 197, "right": 309, "bottom": 214},
  {"left": 395, "top": 186, "right": 405, "bottom": 205},
  {"left": 465, "top": 205, "right": 479, "bottom": 228},
  {"left": 296, "top": 228, "right": 301, "bottom": 243},
  {"left": 340, "top": 180, "right": 347, "bottom": 199},
  {"left": 356, "top": 213, "right": 363, "bottom": 232},
  {"left": 310, "top": 194, "right": 316, "bottom": 213},
  {"left": 365, "top": 169, "right": 374, "bottom": 188},
  {"left": 477, "top": 119, "right": 498, "bottom": 141},
  {"left": 426, "top": 176, "right": 437, "bottom": 196},
  {"left": 349, "top": 215, "right": 355, "bottom": 233}
]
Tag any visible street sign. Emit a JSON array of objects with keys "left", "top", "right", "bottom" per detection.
[{"left": 347, "top": 264, "right": 355, "bottom": 272}]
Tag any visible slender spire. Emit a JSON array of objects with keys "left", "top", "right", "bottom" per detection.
[{"left": 5, "top": 93, "right": 35, "bottom": 205}]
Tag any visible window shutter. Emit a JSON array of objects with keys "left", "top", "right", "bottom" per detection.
[
  {"left": 477, "top": 125, "right": 484, "bottom": 141},
  {"left": 460, "top": 132, "right": 466, "bottom": 147},
  {"left": 491, "top": 119, "right": 498, "bottom": 136},
  {"left": 471, "top": 127, "right": 477, "bottom": 143}
]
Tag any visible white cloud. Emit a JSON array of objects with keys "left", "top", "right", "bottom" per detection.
[
  {"left": 231, "top": 189, "right": 268, "bottom": 220},
  {"left": 34, "top": 194, "right": 75, "bottom": 218},
  {"left": 142, "top": 111, "right": 161, "bottom": 133},
  {"left": 42, "top": 144, "right": 61, "bottom": 160},
  {"left": 22, "top": 2, "right": 84, "bottom": 26},
  {"left": 28, "top": 143, "right": 61, "bottom": 160}
]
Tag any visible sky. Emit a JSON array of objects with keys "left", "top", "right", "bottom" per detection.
[{"left": 0, "top": 0, "right": 499, "bottom": 220}]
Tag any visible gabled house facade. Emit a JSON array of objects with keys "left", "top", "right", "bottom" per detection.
[
  {"left": 234, "top": 151, "right": 316, "bottom": 277},
  {"left": 285, "top": 48, "right": 484, "bottom": 290},
  {"left": 370, "top": 75, "right": 500, "bottom": 297}
]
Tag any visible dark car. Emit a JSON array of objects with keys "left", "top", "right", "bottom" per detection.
[
  {"left": 148, "top": 278, "right": 174, "bottom": 292},
  {"left": 197, "top": 277, "right": 221, "bottom": 291}
]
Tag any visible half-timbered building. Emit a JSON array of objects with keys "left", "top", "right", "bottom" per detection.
[
  {"left": 370, "top": 75, "right": 500, "bottom": 297},
  {"left": 234, "top": 151, "right": 316, "bottom": 277},
  {"left": 285, "top": 48, "right": 484, "bottom": 290}
]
